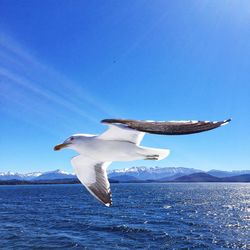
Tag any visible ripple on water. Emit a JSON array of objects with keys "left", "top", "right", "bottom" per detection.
[
  {"left": 163, "top": 205, "right": 172, "bottom": 209},
  {"left": 0, "top": 183, "right": 249, "bottom": 249}
]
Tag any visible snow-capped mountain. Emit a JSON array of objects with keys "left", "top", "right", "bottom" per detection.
[
  {"left": 34, "top": 169, "right": 75, "bottom": 180},
  {"left": 0, "top": 169, "right": 75, "bottom": 181},
  {"left": 0, "top": 171, "right": 42, "bottom": 180},
  {"left": 1, "top": 167, "right": 249, "bottom": 182},
  {"left": 109, "top": 166, "right": 202, "bottom": 181}
]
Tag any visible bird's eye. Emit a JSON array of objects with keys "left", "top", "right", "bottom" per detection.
[{"left": 70, "top": 137, "right": 74, "bottom": 141}]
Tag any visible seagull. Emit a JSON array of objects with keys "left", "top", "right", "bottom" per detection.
[{"left": 54, "top": 118, "right": 231, "bottom": 206}]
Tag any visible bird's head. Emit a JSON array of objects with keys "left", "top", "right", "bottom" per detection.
[
  {"left": 54, "top": 134, "right": 96, "bottom": 151},
  {"left": 54, "top": 135, "right": 78, "bottom": 151}
]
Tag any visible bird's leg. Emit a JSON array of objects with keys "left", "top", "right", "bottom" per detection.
[{"left": 144, "top": 154, "right": 160, "bottom": 160}]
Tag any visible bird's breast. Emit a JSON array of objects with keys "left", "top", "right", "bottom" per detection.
[{"left": 76, "top": 139, "right": 139, "bottom": 162}]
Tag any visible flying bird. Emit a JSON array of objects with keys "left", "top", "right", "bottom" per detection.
[{"left": 54, "top": 118, "right": 231, "bottom": 206}]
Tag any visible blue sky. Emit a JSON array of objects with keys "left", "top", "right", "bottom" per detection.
[{"left": 0, "top": 0, "right": 249, "bottom": 173}]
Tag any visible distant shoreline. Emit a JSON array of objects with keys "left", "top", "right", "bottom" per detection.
[
  {"left": 0, "top": 179, "right": 249, "bottom": 185},
  {"left": 1, "top": 172, "right": 250, "bottom": 185}
]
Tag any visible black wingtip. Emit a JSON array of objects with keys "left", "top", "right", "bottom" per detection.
[
  {"left": 225, "top": 118, "right": 232, "bottom": 123},
  {"left": 101, "top": 118, "right": 124, "bottom": 124},
  {"left": 101, "top": 119, "right": 111, "bottom": 124},
  {"left": 220, "top": 118, "right": 231, "bottom": 126}
]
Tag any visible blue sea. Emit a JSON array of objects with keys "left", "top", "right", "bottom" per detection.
[{"left": 0, "top": 183, "right": 249, "bottom": 249}]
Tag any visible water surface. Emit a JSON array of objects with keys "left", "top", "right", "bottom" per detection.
[{"left": 0, "top": 183, "right": 249, "bottom": 249}]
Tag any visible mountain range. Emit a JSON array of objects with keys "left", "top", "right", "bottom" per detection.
[
  {"left": 0, "top": 167, "right": 250, "bottom": 183},
  {"left": 0, "top": 169, "right": 75, "bottom": 181},
  {"left": 108, "top": 167, "right": 250, "bottom": 182}
]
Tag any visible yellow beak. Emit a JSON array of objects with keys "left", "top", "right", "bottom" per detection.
[{"left": 54, "top": 143, "right": 70, "bottom": 151}]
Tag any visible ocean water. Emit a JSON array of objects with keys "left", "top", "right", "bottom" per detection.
[{"left": 0, "top": 183, "right": 249, "bottom": 249}]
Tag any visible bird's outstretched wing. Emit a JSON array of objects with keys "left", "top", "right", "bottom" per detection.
[
  {"left": 98, "top": 123, "right": 145, "bottom": 145},
  {"left": 101, "top": 118, "right": 231, "bottom": 135},
  {"left": 71, "top": 155, "right": 112, "bottom": 206}
]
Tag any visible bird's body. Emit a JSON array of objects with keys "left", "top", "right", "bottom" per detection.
[
  {"left": 54, "top": 118, "right": 231, "bottom": 206},
  {"left": 70, "top": 135, "right": 169, "bottom": 162}
]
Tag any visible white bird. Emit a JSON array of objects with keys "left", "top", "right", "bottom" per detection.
[{"left": 54, "top": 118, "right": 231, "bottom": 206}]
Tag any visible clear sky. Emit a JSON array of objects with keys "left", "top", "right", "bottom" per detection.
[{"left": 0, "top": 1, "right": 249, "bottom": 173}]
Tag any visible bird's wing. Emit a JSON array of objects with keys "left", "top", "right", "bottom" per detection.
[
  {"left": 101, "top": 118, "right": 231, "bottom": 135},
  {"left": 98, "top": 123, "right": 145, "bottom": 145},
  {"left": 71, "top": 155, "right": 112, "bottom": 207}
]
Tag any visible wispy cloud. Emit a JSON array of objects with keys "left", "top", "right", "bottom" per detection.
[
  {"left": 0, "top": 32, "right": 116, "bottom": 134},
  {"left": 0, "top": 67, "right": 99, "bottom": 123}
]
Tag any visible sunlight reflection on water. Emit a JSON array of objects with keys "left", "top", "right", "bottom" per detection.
[{"left": 0, "top": 183, "right": 249, "bottom": 249}]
